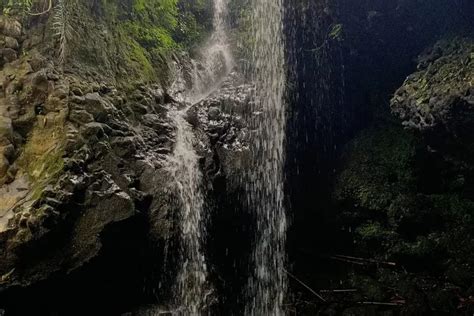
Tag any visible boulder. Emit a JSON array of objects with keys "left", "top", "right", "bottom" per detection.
[
  {"left": 4, "top": 37, "right": 18, "bottom": 50},
  {"left": 391, "top": 38, "right": 474, "bottom": 163},
  {"left": 69, "top": 110, "right": 94, "bottom": 124},
  {"left": 0, "top": 116, "right": 13, "bottom": 145},
  {"left": 0, "top": 17, "right": 22, "bottom": 39},
  {"left": 1, "top": 48, "right": 17, "bottom": 63},
  {"left": 83, "top": 92, "right": 115, "bottom": 121}
]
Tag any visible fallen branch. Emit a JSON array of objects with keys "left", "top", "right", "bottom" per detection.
[
  {"left": 320, "top": 289, "right": 358, "bottom": 293},
  {"left": 0, "top": 268, "right": 15, "bottom": 283},
  {"left": 283, "top": 268, "right": 327, "bottom": 302},
  {"left": 358, "top": 301, "right": 404, "bottom": 306},
  {"left": 330, "top": 254, "right": 396, "bottom": 267},
  {"left": 329, "top": 256, "right": 366, "bottom": 266}
]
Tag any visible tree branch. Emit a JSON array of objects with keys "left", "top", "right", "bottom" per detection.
[
  {"left": 29, "top": 0, "right": 53, "bottom": 16},
  {"left": 283, "top": 268, "right": 327, "bottom": 302}
]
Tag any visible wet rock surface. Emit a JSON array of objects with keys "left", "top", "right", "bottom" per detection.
[
  {"left": 391, "top": 38, "right": 474, "bottom": 164},
  {"left": 0, "top": 17, "right": 251, "bottom": 310},
  {"left": 0, "top": 15, "right": 184, "bottom": 292},
  {"left": 190, "top": 72, "right": 251, "bottom": 184},
  {"left": 0, "top": 73, "right": 179, "bottom": 288}
]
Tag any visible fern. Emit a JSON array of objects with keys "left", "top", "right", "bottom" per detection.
[{"left": 52, "top": 0, "right": 72, "bottom": 69}]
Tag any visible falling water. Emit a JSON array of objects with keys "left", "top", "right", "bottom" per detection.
[
  {"left": 245, "top": 0, "right": 288, "bottom": 314},
  {"left": 166, "top": 108, "right": 208, "bottom": 315},
  {"left": 187, "top": 0, "right": 233, "bottom": 103},
  {"left": 164, "top": 0, "right": 233, "bottom": 314}
]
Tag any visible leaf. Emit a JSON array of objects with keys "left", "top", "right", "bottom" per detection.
[{"left": 328, "top": 23, "right": 344, "bottom": 41}]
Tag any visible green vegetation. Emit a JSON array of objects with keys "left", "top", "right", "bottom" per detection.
[
  {"left": 228, "top": 0, "right": 253, "bottom": 62},
  {"left": 1, "top": 0, "right": 214, "bottom": 84},
  {"left": 174, "top": 0, "right": 213, "bottom": 49},
  {"left": 1, "top": 0, "right": 55, "bottom": 16},
  {"left": 334, "top": 123, "right": 474, "bottom": 312},
  {"left": 1, "top": 0, "right": 33, "bottom": 15},
  {"left": 122, "top": 0, "right": 179, "bottom": 54},
  {"left": 116, "top": 0, "right": 213, "bottom": 54}
]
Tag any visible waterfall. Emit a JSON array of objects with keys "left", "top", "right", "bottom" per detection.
[
  {"left": 245, "top": 0, "right": 288, "bottom": 314},
  {"left": 187, "top": 0, "right": 233, "bottom": 104},
  {"left": 164, "top": 0, "right": 233, "bottom": 314},
  {"left": 166, "top": 108, "right": 209, "bottom": 315}
]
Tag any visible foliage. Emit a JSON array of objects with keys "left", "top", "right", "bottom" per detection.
[
  {"left": 174, "top": 0, "right": 213, "bottom": 49},
  {"left": 123, "top": 20, "right": 176, "bottom": 51},
  {"left": 52, "top": 0, "right": 74, "bottom": 68},
  {"left": 2, "top": 0, "right": 33, "bottom": 15},
  {"left": 227, "top": 0, "right": 252, "bottom": 64},
  {"left": 328, "top": 23, "right": 344, "bottom": 41},
  {"left": 117, "top": 0, "right": 214, "bottom": 56},
  {"left": 1, "top": 0, "right": 54, "bottom": 16},
  {"left": 120, "top": 0, "right": 178, "bottom": 55},
  {"left": 334, "top": 123, "right": 474, "bottom": 312}
]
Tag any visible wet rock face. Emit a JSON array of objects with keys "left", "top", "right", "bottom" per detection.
[
  {"left": 189, "top": 72, "right": 251, "bottom": 185},
  {"left": 0, "top": 15, "right": 67, "bottom": 240},
  {"left": 0, "top": 17, "right": 21, "bottom": 67},
  {"left": 0, "top": 59, "right": 251, "bottom": 313},
  {"left": 0, "top": 12, "right": 250, "bottom": 308},
  {"left": 0, "top": 57, "right": 179, "bottom": 288},
  {"left": 0, "top": 17, "right": 21, "bottom": 184},
  {"left": 185, "top": 72, "right": 253, "bottom": 313},
  {"left": 391, "top": 38, "right": 474, "bottom": 163}
]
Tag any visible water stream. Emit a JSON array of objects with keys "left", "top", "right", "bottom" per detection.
[
  {"left": 166, "top": 108, "right": 209, "bottom": 315},
  {"left": 187, "top": 0, "right": 233, "bottom": 104},
  {"left": 164, "top": 0, "right": 287, "bottom": 313},
  {"left": 164, "top": 0, "right": 233, "bottom": 314},
  {"left": 245, "top": 0, "right": 288, "bottom": 314}
]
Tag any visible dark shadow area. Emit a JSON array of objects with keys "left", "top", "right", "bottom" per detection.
[
  {"left": 283, "top": 0, "right": 474, "bottom": 313},
  {"left": 0, "top": 215, "right": 154, "bottom": 316}
]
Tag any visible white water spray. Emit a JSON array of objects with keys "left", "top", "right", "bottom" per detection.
[
  {"left": 165, "top": 0, "right": 233, "bottom": 314},
  {"left": 245, "top": 0, "right": 288, "bottom": 314},
  {"left": 166, "top": 108, "right": 208, "bottom": 315},
  {"left": 187, "top": 0, "right": 233, "bottom": 104}
]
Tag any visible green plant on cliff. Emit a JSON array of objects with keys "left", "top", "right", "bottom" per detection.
[
  {"left": 174, "top": 0, "right": 213, "bottom": 49},
  {"left": 2, "top": 0, "right": 32, "bottom": 15},
  {"left": 52, "top": 0, "right": 74, "bottom": 68},
  {"left": 122, "top": 0, "right": 213, "bottom": 52},
  {"left": 120, "top": 0, "right": 179, "bottom": 55},
  {"left": 334, "top": 122, "right": 474, "bottom": 311},
  {"left": 2, "top": 0, "right": 55, "bottom": 16},
  {"left": 110, "top": 0, "right": 213, "bottom": 83}
]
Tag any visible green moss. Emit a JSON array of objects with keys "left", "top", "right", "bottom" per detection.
[
  {"left": 123, "top": 21, "right": 177, "bottom": 53},
  {"left": 391, "top": 38, "right": 474, "bottom": 116},
  {"left": 29, "top": 156, "right": 63, "bottom": 202},
  {"left": 127, "top": 39, "right": 156, "bottom": 81},
  {"left": 52, "top": 0, "right": 193, "bottom": 87}
]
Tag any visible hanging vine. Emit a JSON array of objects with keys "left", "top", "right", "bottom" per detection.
[{"left": 52, "top": 0, "right": 71, "bottom": 68}]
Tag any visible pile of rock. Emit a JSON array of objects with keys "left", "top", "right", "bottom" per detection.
[
  {"left": 0, "top": 16, "right": 22, "bottom": 185},
  {"left": 0, "top": 16, "right": 21, "bottom": 66}
]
